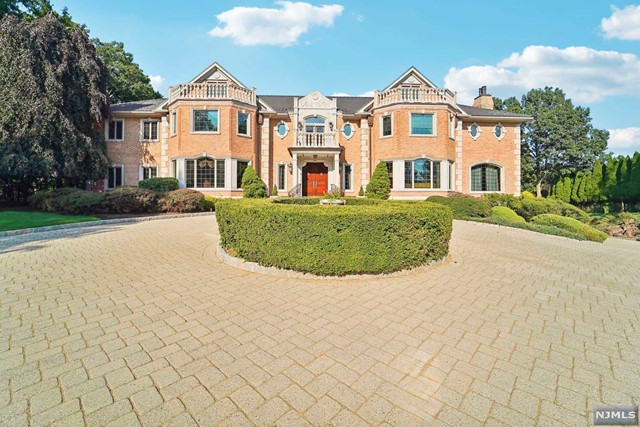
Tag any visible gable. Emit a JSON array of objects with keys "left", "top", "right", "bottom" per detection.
[
  {"left": 189, "top": 62, "right": 247, "bottom": 87},
  {"left": 383, "top": 67, "right": 438, "bottom": 91}
]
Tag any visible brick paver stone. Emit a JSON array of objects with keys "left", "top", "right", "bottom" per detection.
[{"left": 1, "top": 217, "right": 639, "bottom": 425}]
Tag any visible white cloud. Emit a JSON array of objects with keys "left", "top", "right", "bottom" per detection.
[
  {"left": 148, "top": 75, "right": 165, "bottom": 91},
  {"left": 331, "top": 92, "right": 351, "bottom": 96},
  {"left": 209, "top": 1, "right": 344, "bottom": 47},
  {"left": 444, "top": 45, "right": 640, "bottom": 104},
  {"left": 608, "top": 127, "right": 640, "bottom": 149},
  {"left": 601, "top": 5, "right": 640, "bottom": 40}
]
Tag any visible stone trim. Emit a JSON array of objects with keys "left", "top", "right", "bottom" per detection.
[
  {"left": 216, "top": 244, "right": 450, "bottom": 280},
  {"left": 514, "top": 125, "right": 522, "bottom": 196}
]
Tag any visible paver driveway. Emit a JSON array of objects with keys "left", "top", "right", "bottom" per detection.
[{"left": 1, "top": 217, "right": 639, "bottom": 426}]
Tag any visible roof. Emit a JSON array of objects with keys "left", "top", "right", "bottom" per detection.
[
  {"left": 257, "top": 95, "right": 373, "bottom": 115},
  {"left": 110, "top": 99, "right": 167, "bottom": 113},
  {"left": 458, "top": 104, "right": 530, "bottom": 119}
]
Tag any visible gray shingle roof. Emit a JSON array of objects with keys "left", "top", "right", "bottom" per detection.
[
  {"left": 258, "top": 95, "right": 372, "bottom": 115},
  {"left": 110, "top": 98, "right": 167, "bottom": 113},
  {"left": 458, "top": 104, "right": 530, "bottom": 118}
]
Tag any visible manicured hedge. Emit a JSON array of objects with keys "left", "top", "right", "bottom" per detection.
[
  {"left": 29, "top": 187, "right": 103, "bottom": 214},
  {"left": 426, "top": 195, "right": 491, "bottom": 220},
  {"left": 216, "top": 200, "right": 453, "bottom": 276},
  {"left": 138, "top": 177, "right": 179, "bottom": 192},
  {"left": 472, "top": 217, "right": 587, "bottom": 241},
  {"left": 273, "top": 197, "right": 382, "bottom": 206},
  {"left": 530, "top": 214, "right": 608, "bottom": 242},
  {"left": 515, "top": 198, "right": 590, "bottom": 222},
  {"left": 491, "top": 206, "right": 525, "bottom": 223}
]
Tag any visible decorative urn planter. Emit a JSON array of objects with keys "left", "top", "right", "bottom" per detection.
[{"left": 320, "top": 199, "right": 346, "bottom": 205}]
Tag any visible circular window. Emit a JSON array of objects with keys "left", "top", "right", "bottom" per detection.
[
  {"left": 341, "top": 122, "right": 355, "bottom": 140},
  {"left": 494, "top": 124, "right": 505, "bottom": 140},
  {"left": 276, "top": 121, "right": 288, "bottom": 139},
  {"left": 469, "top": 123, "right": 480, "bottom": 139}
]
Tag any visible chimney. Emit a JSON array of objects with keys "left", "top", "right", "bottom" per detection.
[{"left": 473, "top": 86, "right": 494, "bottom": 110}]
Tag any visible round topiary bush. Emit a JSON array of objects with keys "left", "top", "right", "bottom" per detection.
[
  {"left": 491, "top": 206, "right": 525, "bottom": 223},
  {"left": 216, "top": 200, "right": 453, "bottom": 276}
]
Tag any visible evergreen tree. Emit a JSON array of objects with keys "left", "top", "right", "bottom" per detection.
[
  {"left": 570, "top": 173, "right": 583, "bottom": 204},
  {"left": 629, "top": 153, "right": 640, "bottom": 203},
  {"left": 585, "top": 160, "right": 604, "bottom": 203},
  {"left": 365, "top": 162, "right": 391, "bottom": 200},
  {"left": 602, "top": 157, "right": 618, "bottom": 202},
  {"left": 241, "top": 165, "right": 267, "bottom": 198},
  {"left": 614, "top": 156, "right": 631, "bottom": 209}
]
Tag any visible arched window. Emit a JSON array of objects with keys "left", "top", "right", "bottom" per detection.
[
  {"left": 185, "top": 157, "right": 225, "bottom": 189},
  {"left": 305, "top": 117, "right": 325, "bottom": 133},
  {"left": 471, "top": 164, "right": 501, "bottom": 192}
]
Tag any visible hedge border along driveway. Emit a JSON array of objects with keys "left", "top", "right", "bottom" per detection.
[{"left": 216, "top": 199, "right": 453, "bottom": 276}]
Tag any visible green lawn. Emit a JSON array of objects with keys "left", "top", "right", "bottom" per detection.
[{"left": 0, "top": 211, "right": 100, "bottom": 232}]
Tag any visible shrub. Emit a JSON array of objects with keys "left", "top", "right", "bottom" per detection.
[
  {"left": 514, "top": 198, "right": 589, "bottom": 222},
  {"left": 273, "top": 197, "right": 323, "bottom": 205},
  {"left": 159, "top": 189, "right": 205, "bottom": 213},
  {"left": 138, "top": 177, "right": 179, "bottom": 192},
  {"left": 491, "top": 206, "right": 525, "bottom": 223},
  {"left": 272, "top": 185, "right": 278, "bottom": 196},
  {"left": 28, "top": 188, "right": 104, "bottom": 214},
  {"left": 366, "top": 162, "right": 391, "bottom": 200},
  {"left": 482, "top": 193, "right": 522, "bottom": 211},
  {"left": 426, "top": 195, "right": 490, "bottom": 220},
  {"left": 358, "top": 186, "right": 365, "bottom": 197},
  {"left": 241, "top": 166, "right": 267, "bottom": 198},
  {"left": 472, "top": 217, "right": 586, "bottom": 241},
  {"left": 530, "top": 214, "right": 608, "bottom": 242},
  {"left": 202, "top": 195, "right": 219, "bottom": 211},
  {"left": 216, "top": 200, "right": 453, "bottom": 276},
  {"left": 101, "top": 187, "right": 159, "bottom": 213},
  {"left": 521, "top": 191, "right": 535, "bottom": 199}
]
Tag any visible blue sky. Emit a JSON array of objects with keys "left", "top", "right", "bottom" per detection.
[{"left": 58, "top": 0, "right": 640, "bottom": 155}]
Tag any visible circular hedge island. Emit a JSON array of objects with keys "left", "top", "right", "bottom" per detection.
[{"left": 215, "top": 199, "right": 453, "bottom": 276}]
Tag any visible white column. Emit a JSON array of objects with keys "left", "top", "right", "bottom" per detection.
[
  {"left": 334, "top": 153, "right": 340, "bottom": 190},
  {"left": 292, "top": 153, "right": 298, "bottom": 189},
  {"left": 160, "top": 116, "right": 169, "bottom": 176},
  {"left": 514, "top": 126, "right": 522, "bottom": 196},
  {"left": 260, "top": 115, "right": 271, "bottom": 191},
  {"left": 455, "top": 120, "right": 463, "bottom": 192},
  {"left": 360, "top": 118, "right": 370, "bottom": 188}
]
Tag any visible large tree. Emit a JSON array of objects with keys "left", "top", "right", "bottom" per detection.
[
  {"left": 94, "top": 40, "right": 162, "bottom": 103},
  {"left": 496, "top": 88, "right": 608, "bottom": 196},
  {"left": 0, "top": 14, "right": 109, "bottom": 200}
]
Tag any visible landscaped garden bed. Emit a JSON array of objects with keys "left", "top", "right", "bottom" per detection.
[{"left": 216, "top": 199, "right": 453, "bottom": 276}]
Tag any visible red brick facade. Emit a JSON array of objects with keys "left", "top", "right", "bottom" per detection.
[{"left": 105, "top": 63, "right": 530, "bottom": 198}]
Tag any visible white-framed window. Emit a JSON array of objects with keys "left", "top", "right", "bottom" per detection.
[
  {"left": 493, "top": 123, "right": 505, "bottom": 140},
  {"left": 140, "top": 120, "right": 158, "bottom": 141},
  {"left": 380, "top": 114, "right": 392, "bottom": 138},
  {"left": 171, "top": 160, "right": 177, "bottom": 178},
  {"left": 471, "top": 163, "right": 502, "bottom": 192},
  {"left": 449, "top": 162, "right": 455, "bottom": 190},
  {"left": 192, "top": 109, "right": 219, "bottom": 133},
  {"left": 468, "top": 122, "right": 481, "bottom": 140},
  {"left": 107, "top": 166, "right": 123, "bottom": 189},
  {"left": 237, "top": 160, "right": 249, "bottom": 188},
  {"left": 140, "top": 166, "right": 157, "bottom": 180},
  {"left": 275, "top": 121, "right": 289, "bottom": 139},
  {"left": 341, "top": 122, "right": 355, "bottom": 140},
  {"left": 410, "top": 113, "right": 435, "bottom": 136},
  {"left": 404, "top": 158, "right": 441, "bottom": 189},
  {"left": 237, "top": 111, "right": 250, "bottom": 136},
  {"left": 106, "top": 119, "right": 124, "bottom": 141},
  {"left": 277, "top": 163, "right": 286, "bottom": 191},
  {"left": 385, "top": 161, "right": 394, "bottom": 189},
  {"left": 341, "top": 163, "right": 353, "bottom": 191},
  {"left": 185, "top": 157, "right": 225, "bottom": 189},
  {"left": 170, "top": 111, "right": 177, "bottom": 136},
  {"left": 448, "top": 114, "right": 456, "bottom": 139}
]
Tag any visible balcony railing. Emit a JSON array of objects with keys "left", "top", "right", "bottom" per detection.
[
  {"left": 169, "top": 83, "right": 256, "bottom": 105},
  {"left": 374, "top": 87, "right": 456, "bottom": 108},
  {"left": 295, "top": 132, "right": 337, "bottom": 147}
]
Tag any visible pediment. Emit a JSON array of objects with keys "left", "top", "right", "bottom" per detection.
[
  {"left": 298, "top": 91, "right": 335, "bottom": 109},
  {"left": 383, "top": 67, "right": 438, "bottom": 91},
  {"left": 189, "top": 62, "right": 247, "bottom": 87}
]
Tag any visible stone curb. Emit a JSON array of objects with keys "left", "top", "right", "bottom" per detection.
[
  {"left": 216, "top": 244, "right": 450, "bottom": 280},
  {"left": 0, "top": 212, "right": 215, "bottom": 238}
]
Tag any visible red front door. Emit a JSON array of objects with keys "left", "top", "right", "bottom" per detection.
[{"left": 303, "top": 163, "right": 328, "bottom": 196}]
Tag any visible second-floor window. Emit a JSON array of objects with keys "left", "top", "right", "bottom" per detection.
[
  {"left": 171, "top": 111, "right": 177, "bottom": 135},
  {"left": 141, "top": 121, "right": 158, "bottom": 140},
  {"left": 193, "top": 110, "right": 219, "bottom": 133},
  {"left": 381, "top": 115, "right": 392, "bottom": 137},
  {"left": 410, "top": 113, "right": 434, "bottom": 135},
  {"left": 238, "top": 111, "right": 249, "bottom": 136},
  {"left": 107, "top": 119, "right": 123, "bottom": 140}
]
